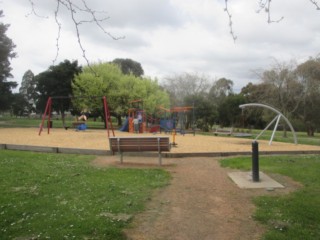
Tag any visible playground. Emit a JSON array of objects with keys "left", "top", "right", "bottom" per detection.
[{"left": 1, "top": 127, "right": 320, "bottom": 155}]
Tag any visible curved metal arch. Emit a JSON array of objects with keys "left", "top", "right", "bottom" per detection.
[{"left": 239, "top": 103, "right": 297, "bottom": 145}]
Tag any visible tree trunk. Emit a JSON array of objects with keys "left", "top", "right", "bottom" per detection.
[
  {"left": 282, "top": 125, "right": 287, "bottom": 138},
  {"left": 117, "top": 115, "right": 122, "bottom": 126},
  {"left": 306, "top": 122, "right": 315, "bottom": 136},
  {"left": 61, "top": 111, "right": 66, "bottom": 129},
  {"left": 307, "top": 127, "right": 315, "bottom": 136}
]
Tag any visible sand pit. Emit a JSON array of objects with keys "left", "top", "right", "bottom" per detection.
[{"left": 1, "top": 127, "right": 320, "bottom": 154}]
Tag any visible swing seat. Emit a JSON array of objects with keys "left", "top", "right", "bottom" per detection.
[{"left": 76, "top": 123, "right": 87, "bottom": 131}]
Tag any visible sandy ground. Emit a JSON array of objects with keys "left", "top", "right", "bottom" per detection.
[{"left": 1, "top": 127, "right": 320, "bottom": 154}]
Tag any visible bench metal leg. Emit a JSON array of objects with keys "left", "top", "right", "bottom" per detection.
[
  {"left": 157, "top": 137, "right": 162, "bottom": 165},
  {"left": 117, "top": 138, "right": 123, "bottom": 164},
  {"left": 158, "top": 153, "right": 162, "bottom": 165}
]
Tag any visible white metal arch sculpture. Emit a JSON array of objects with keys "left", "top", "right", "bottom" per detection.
[{"left": 239, "top": 103, "right": 297, "bottom": 145}]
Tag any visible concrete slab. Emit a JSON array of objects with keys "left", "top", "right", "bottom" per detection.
[{"left": 228, "top": 171, "right": 284, "bottom": 189}]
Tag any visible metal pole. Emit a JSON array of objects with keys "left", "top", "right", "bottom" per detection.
[
  {"left": 252, "top": 141, "right": 260, "bottom": 182},
  {"left": 269, "top": 114, "right": 281, "bottom": 145},
  {"left": 193, "top": 100, "right": 195, "bottom": 136}
]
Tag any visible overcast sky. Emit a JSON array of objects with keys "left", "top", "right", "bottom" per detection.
[{"left": 2, "top": 0, "right": 320, "bottom": 92}]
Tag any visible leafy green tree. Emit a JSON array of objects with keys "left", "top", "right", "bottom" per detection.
[
  {"left": 10, "top": 93, "right": 30, "bottom": 117},
  {"left": 218, "top": 94, "right": 246, "bottom": 127},
  {"left": 112, "top": 58, "right": 144, "bottom": 77},
  {"left": 72, "top": 63, "right": 122, "bottom": 125},
  {"left": 73, "top": 62, "right": 169, "bottom": 126},
  {"left": 35, "top": 60, "right": 82, "bottom": 123},
  {"left": 240, "top": 83, "right": 268, "bottom": 129},
  {"left": 184, "top": 94, "right": 217, "bottom": 131},
  {"left": 19, "top": 70, "right": 37, "bottom": 113},
  {"left": 0, "top": 10, "right": 17, "bottom": 112}
]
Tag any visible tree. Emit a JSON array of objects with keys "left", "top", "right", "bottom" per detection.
[
  {"left": 184, "top": 93, "right": 217, "bottom": 131},
  {"left": 19, "top": 70, "right": 37, "bottom": 113},
  {"left": 256, "top": 60, "right": 305, "bottom": 135},
  {"left": 217, "top": 94, "right": 246, "bottom": 127},
  {"left": 240, "top": 82, "right": 268, "bottom": 129},
  {"left": 295, "top": 57, "right": 320, "bottom": 136},
  {"left": 72, "top": 62, "right": 169, "bottom": 126},
  {"left": 260, "top": 60, "right": 303, "bottom": 116},
  {"left": 209, "top": 78, "right": 234, "bottom": 104},
  {"left": 35, "top": 60, "right": 82, "bottom": 123},
  {"left": 0, "top": 10, "right": 17, "bottom": 112},
  {"left": 162, "top": 72, "right": 211, "bottom": 106},
  {"left": 112, "top": 58, "right": 144, "bottom": 77},
  {"left": 10, "top": 93, "right": 30, "bottom": 117}
]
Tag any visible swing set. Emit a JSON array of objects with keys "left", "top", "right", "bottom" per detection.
[{"left": 38, "top": 96, "right": 115, "bottom": 137}]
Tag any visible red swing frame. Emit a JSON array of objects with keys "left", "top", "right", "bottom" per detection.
[{"left": 38, "top": 96, "right": 115, "bottom": 138}]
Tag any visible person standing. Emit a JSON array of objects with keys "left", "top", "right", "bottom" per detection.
[
  {"left": 137, "top": 112, "right": 142, "bottom": 133},
  {"left": 133, "top": 117, "right": 139, "bottom": 133}
]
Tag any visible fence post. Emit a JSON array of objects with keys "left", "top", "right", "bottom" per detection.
[{"left": 252, "top": 141, "right": 260, "bottom": 182}]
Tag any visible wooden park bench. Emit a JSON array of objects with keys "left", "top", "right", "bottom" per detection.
[
  {"left": 109, "top": 136, "right": 171, "bottom": 165},
  {"left": 213, "top": 127, "right": 234, "bottom": 136}
]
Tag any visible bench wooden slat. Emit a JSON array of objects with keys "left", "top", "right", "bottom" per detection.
[{"left": 109, "top": 136, "right": 171, "bottom": 165}]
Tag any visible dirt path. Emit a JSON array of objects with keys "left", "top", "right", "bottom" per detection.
[{"left": 92, "top": 156, "right": 302, "bottom": 240}]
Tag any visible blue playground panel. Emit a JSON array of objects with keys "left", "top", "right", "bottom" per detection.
[{"left": 160, "top": 119, "right": 174, "bottom": 131}]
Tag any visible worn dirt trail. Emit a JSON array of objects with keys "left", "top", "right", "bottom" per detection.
[
  {"left": 123, "top": 157, "right": 266, "bottom": 240},
  {"left": 92, "top": 156, "right": 299, "bottom": 240}
]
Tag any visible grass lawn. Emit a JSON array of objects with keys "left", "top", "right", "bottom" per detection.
[
  {"left": 0, "top": 150, "right": 170, "bottom": 239},
  {"left": 221, "top": 154, "right": 320, "bottom": 240}
]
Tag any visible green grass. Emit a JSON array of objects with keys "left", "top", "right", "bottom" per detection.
[
  {"left": 0, "top": 150, "right": 170, "bottom": 239},
  {"left": 221, "top": 155, "right": 320, "bottom": 240}
]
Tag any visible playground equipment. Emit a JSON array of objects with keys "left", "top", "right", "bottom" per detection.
[
  {"left": 38, "top": 96, "right": 115, "bottom": 137},
  {"left": 126, "top": 99, "right": 146, "bottom": 133},
  {"left": 158, "top": 106, "right": 193, "bottom": 133},
  {"left": 239, "top": 103, "right": 297, "bottom": 145},
  {"left": 157, "top": 106, "right": 194, "bottom": 146}
]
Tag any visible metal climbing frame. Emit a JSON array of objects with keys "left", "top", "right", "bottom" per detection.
[{"left": 239, "top": 103, "right": 297, "bottom": 145}]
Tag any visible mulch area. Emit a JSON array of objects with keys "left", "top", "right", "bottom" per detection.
[{"left": 1, "top": 128, "right": 320, "bottom": 154}]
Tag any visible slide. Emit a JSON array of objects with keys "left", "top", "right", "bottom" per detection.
[{"left": 119, "top": 118, "right": 129, "bottom": 132}]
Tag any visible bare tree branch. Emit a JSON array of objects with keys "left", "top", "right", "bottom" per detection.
[
  {"left": 27, "top": 0, "right": 125, "bottom": 68},
  {"left": 309, "top": 0, "right": 320, "bottom": 10},
  {"left": 224, "top": 0, "right": 237, "bottom": 42},
  {"left": 53, "top": 1, "right": 62, "bottom": 65},
  {"left": 26, "top": 0, "right": 48, "bottom": 18},
  {"left": 256, "top": 0, "right": 284, "bottom": 23}
]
